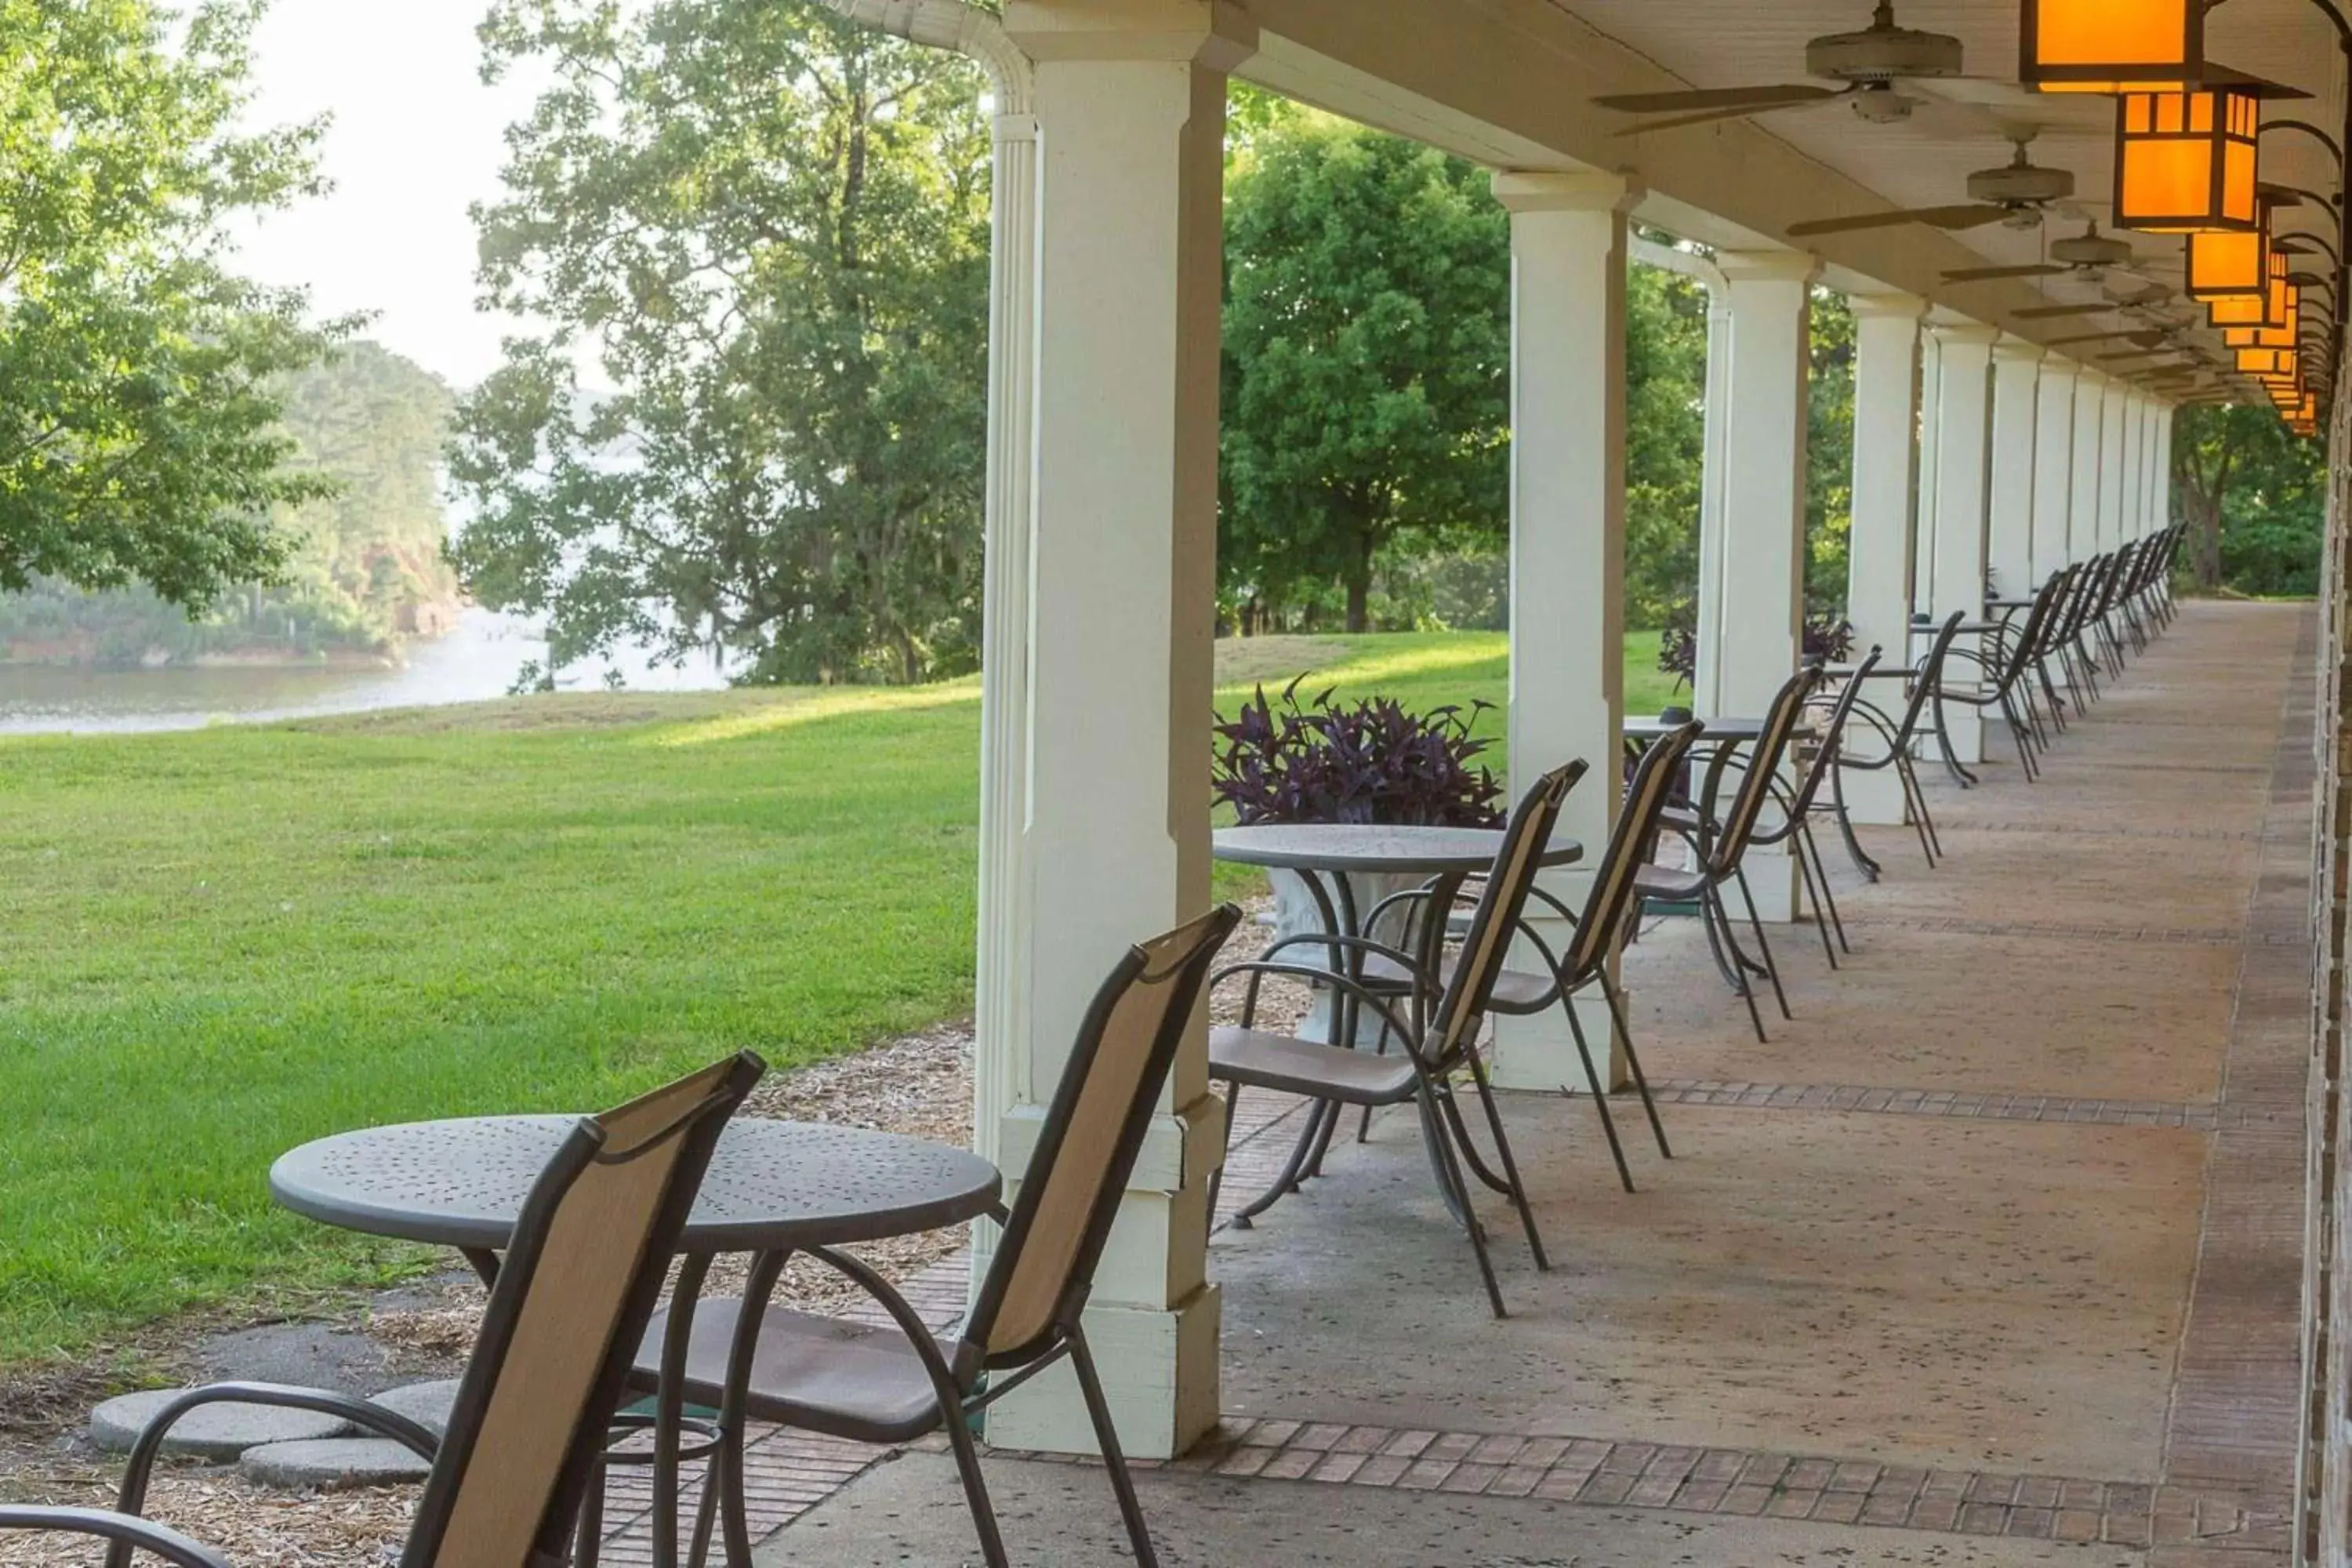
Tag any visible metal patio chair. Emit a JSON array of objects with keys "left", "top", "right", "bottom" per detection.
[
  {"left": 1935, "top": 569, "right": 2068, "bottom": 783},
  {"left": 1352, "top": 728, "right": 1702, "bottom": 1196},
  {"left": 1748, "top": 645, "right": 1883, "bottom": 967},
  {"left": 626, "top": 906, "right": 1241, "bottom": 1568},
  {"left": 1208, "top": 764, "right": 1577, "bottom": 1318},
  {"left": 1828, "top": 612, "right": 1965, "bottom": 876},
  {"left": 0, "top": 1051, "right": 764, "bottom": 1568},
  {"left": 1632, "top": 663, "right": 1820, "bottom": 1044}
]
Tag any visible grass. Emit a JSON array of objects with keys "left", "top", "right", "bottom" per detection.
[{"left": 0, "top": 629, "right": 1675, "bottom": 1366}]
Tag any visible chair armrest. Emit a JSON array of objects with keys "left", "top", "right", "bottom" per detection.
[
  {"left": 1255, "top": 930, "right": 1428, "bottom": 978},
  {"left": 113, "top": 1382, "right": 441, "bottom": 1526},
  {"left": 800, "top": 1247, "right": 977, "bottom": 1403},
  {"left": 0, "top": 1507, "right": 237, "bottom": 1568},
  {"left": 1210, "top": 958, "right": 1421, "bottom": 1048}
]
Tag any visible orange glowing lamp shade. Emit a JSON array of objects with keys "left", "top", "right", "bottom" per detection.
[
  {"left": 2185, "top": 226, "right": 2270, "bottom": 300},
  {"left": 2225, "top": 314, "right": 2298, "bottom": 350},
  {"left": 2210, "top": 263, "right": 2296, "bottom": 330},
  {"left": 2237, "top": 345, "right": 2296, "bottom": 377},
  {"left": 2114, "top": 86, "right": 2262, "bottom": 233},
  {"left": 2023, "top": 0, "right": 2204, "bottom": 93}
]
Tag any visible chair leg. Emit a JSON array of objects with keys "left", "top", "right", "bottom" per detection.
[
  {"left": 1790, "top": 830, "right": 1838, "bottom": 970},
  {"left": 1206, "top": 1083, "right": 1239, "bottom": 1233},
  {"left": 1464, "top": 1051, "right": 1549, "bottom": 1269},
  {"left": 576, "top": 1455, "right": 608, "bottom": 1568},
  {"left": 1801, "top": 822, "right": 1850, "bottom": 956},
  {"left": 942, "top": 1403, "right": 1014, "bottom": 1568},
  {"left": 1707, "top": 885, "right": 1769, "bottom": 1043},
  {"left": 1559, "top": 992, "right": 1635, "bottom": 1192},
  {"left": 1419, "top": 1080, "right": 1508, "bottom": 1318},
  {"left": 1827, "top": 765, "right": 1882, "bottom": 882},
  {"left": 1597, "top": 971, "right": 1671, "bottom": 1160},
  {"left": 1898, "top": 753, "right": 1940, "bottom": 866},
  {"left": 1731, "top": 866, "right": 1792, "bottom": 1022},
  {"left": 1069, "top": 1328, "right": 1162, "bottom": 1568}
]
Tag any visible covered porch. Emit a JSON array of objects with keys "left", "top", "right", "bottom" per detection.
[{"left": 570, "top": 600, "right": 2312, "bottom": 1563}]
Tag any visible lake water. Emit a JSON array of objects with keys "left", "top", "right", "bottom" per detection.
[{"left": 0, "top": 608, "right": 732, "bottom": 735}]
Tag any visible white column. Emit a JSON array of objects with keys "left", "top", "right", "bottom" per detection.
[
  {"left": 2031, "top": 356, "right": 2080, "bottom": 588},
  {"left": 1987, "top": 337, "right": 2044, "bottom": 605},
  {"left": 2119, "top": 388, "right": 2147, "bottom": 546},
  {"left": 2117, "top": 376, "right": 2136, "bottom": 552},
  {"left": 1708, "top": 250, "right": 1818, "bottom": 920},
  {"left": 1691, "top": 285, "right": 1735, "bottom": 717},
  {"left": 2071, "top": 370, "right": 2107, "bottom": 564},
  {"left": 2154, "top": 402, "right": 2175, "bottom": 535},
  {"left": 1915, "top": 327, "right": 1944, "bottom": 614},
  {"left": 1843, "top": 292, "right": 1926, "bottom": 825},
  {"left": 1928, "top": 321, "right": 1998, "bottom": 764},
  {"left": 987, "top": 0, "right": 1250, "bottom": 1461},
  {"left": 1489, "top": 169, "right": 1635, "bottom": 1095}
]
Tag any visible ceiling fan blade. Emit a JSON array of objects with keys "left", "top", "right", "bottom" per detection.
[
  {"left": 2012, "top": 303, "right": 2114, "bottom": 320},
  {"left": 1788, "top": 203, "right": 1993, "bottom": 238},
  {"left": 2042, "top": 329, "right": 2137, "bottom": 347},
  {"left": 1945, "top": 263, "right": 2068, "bottom": 283},
  {"left": 2098, "top": 350, "right": 2180, "bottom": 361},
  {"left": 1616, "top": 99, "right": 1835, "bottom": 134},
  {"left": 1594, "top": 85, "right": 1838, "bottom": 114},
  {"left": 1918, "top": 205, "right": 2022, "bottom": 232}
]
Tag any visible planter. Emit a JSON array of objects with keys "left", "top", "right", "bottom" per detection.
[{"left": 1267, "top": 866, "right": 1427, "bottom": 1047}]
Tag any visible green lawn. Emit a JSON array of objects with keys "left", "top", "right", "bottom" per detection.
[{"left": 0, "top": 630, "right": 1674, "bottom": 1366}]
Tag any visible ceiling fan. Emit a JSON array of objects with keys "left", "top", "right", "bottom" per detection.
[
  {"left": 1593, "top": 2, "right": 1965, "bottom": 134},
  {"left": 1787, "top": 134, "right": 2072, "bottom": 238},
  {"left": 1942, "top": 219, "right": 2157, "bottom": 286}
]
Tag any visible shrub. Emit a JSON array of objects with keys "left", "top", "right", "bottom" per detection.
[{"left": 1212, "top": 678, "right": 1504, "bottom": 826}]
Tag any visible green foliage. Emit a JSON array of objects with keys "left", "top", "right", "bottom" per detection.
[
  {"left": 2172, "top": 403, "right": 2325, "bottom": 596},
  {"left": 1621, "top": 256, "right": 1710, "bottom": 628},
  {"left": 0, "top": 0, "right": 347, "bottom": 611},
  {"left": 0, "top": 345, "right": 458, "bottom": 662},
  {"left": 1806, "top": 290, "right": 1857, "bottom": 609},
  {"left": 448, "top": 1, "right": 992, "bottom": 688},
  {"left": 1221, "top": 112, "right": 1510, "bottom": 633},
  {"left": 0, "top": 630, "right": 1671, "bottom": 1361}
]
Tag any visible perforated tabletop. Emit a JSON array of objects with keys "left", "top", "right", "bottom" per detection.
[{"left": 270, "top": 1115, "right": 1000, "bottom": 1254}]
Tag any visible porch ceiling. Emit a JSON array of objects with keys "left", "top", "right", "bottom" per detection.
[{"left": 1243, "top": 0, "right": 2348, "bottom": 396}]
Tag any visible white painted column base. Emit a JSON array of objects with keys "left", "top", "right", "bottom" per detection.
[
  {"left": 1491, "top": 975, "right": 1622, "bottom": 1093},
  {"left": 1839, "top": 766, "right": 1911, "bottom": 826}
]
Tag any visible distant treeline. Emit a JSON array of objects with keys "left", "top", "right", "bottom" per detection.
[{"left": 0, "top": 343, "right": 459, "bottom": 666}]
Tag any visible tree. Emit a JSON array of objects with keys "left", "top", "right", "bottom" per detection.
[
  {"left": 1221, "top": 114, "right": 1511, "bottom": 633},
  {"left": 448, "top": 0, "right": 991, "bottom": 688},
  {"left": 0, "top": 0, "right": 345, "bottom": 612},
  {"left": 1621, "top": 256, "right": 1711, "bottom": 627},
  {"left": 1805, "top": 290, "right": 1857, "bottom": 609},
  {"left": 0, "top": 342, "right": 459, "bottom": 662},
  {"left": 2172, "top": 404, "right": 2325, "bottom": 594}
]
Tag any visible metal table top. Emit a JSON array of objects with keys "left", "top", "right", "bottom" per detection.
[
  {"left": 271, "top": 1114, "right": 1001, "bottom": 1255},
  {"left": 1211, "top": 823, "right": 1581, "bottom": 876},
  {"left": 1624, "top": 713, "right": 1765, "bottom": 741}
]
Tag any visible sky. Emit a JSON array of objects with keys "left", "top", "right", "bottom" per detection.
[{"left": 233, "top": 0, "right": 546, "bottom": 390}]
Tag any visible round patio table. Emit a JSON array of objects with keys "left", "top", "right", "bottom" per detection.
[
  {"left": 1210, "top": 824, "right": 1581, "bottom": 1226},
  {"left": 1622, "top": 713, "right": 1765, "bottom": 743},
  {"left": 272, "top": 1116, "right": 999, "bottom": 1568}
]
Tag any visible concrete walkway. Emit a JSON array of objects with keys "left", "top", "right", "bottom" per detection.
[{"left": 742, "top": 601, "right": 2312, "bottom": 1566}]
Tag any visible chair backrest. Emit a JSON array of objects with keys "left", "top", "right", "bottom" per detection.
[
  {"left": 402, "top": 1051, "right": 762, "bottom": 1568},
  {"left": 1894, "top": 612, "right": 1967, "bottom": 742},
  {"left": 1783, "top": 647, "right": 1882, "bottom": 815},
  {"left": 966, "top": 905, "right": 1242, "bottom": 1367},
  {"left": 1989, "top": 575, "right": 2066, "bottom": 691},
  {"left": 1423, "top": 763, "right": 1583, "bottom": 1067},
  {"left": 1700, "top": 664, "right": 1819, "bottom": 876},
  {"left": 1565, "top": 724, "right": 1700, "bottom": 982}
]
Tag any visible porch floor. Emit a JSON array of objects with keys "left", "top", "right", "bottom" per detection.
[{"left": 753, "top": 601, "right": 2313, "bottom": 1566}]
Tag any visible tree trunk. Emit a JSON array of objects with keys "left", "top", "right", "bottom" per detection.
[
  {"left": 2190, "top": 497, "right": 2223, "bottom": 590},
  {"left": 1345, "top": 528, "right": 1374, "bottom": 633}
]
